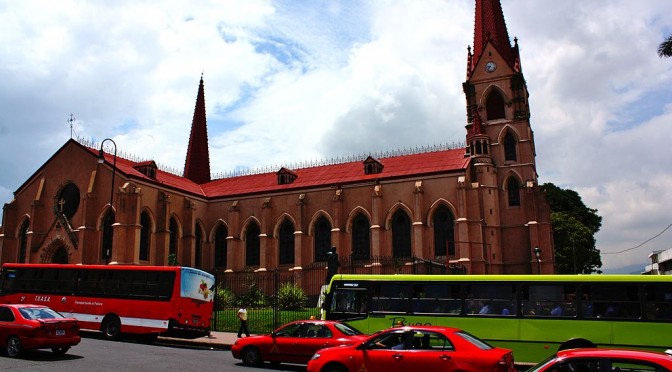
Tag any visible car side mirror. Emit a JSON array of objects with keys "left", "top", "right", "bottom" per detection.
[{"left": 356, "top": 341, "right": 371, "bottom": 350}]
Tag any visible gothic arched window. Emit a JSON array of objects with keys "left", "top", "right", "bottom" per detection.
[
  {"left": 351, "top": 213, "right": 370, "bottom": 260},
  {"left": 169, "top": 217, "right": 178, "bottom": 258},
  {"left": 486, "top": 90, "right": 506, "bottom": 120},
  {"left": 245, "top": 223, "right": 261, "bottom": 266},
  {"left": 433, "top": 205, "right": 455, "bottom": 257},
  {"left": 504, "top": 132, "right": 517, "bottom": 162},
  {"left": 18, "top": 219, "right": 29, "bottom": 263},
  {"left": 314, "top": 216, "right": 331, "bottom": 262},
  {"left": 139, "top": 211, "right": 151, "bottom": 261},
  {"left": 392, "top": 209, "right": 412, "bottom": 258},
  {"left": 195, "top": 224, "right": 203, "bottom": 269},
  {"left": 279, "top": 219, "right": 295, "bottom": 265},
  {"left": 101, "top": 209, "right": 115, "bottom": 262},
  {"left": 508, "top": 177, "right": 521, "bottom": 207},
  {"left": 214, "top": 225, "right": 228, "bottom": 268}
]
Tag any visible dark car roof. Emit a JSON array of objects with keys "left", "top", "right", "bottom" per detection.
[{"left": 557, "top": 348, "right": 672, "bottom": 364}]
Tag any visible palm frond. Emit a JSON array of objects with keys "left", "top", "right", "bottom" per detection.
[{"left": 658, "top": 34, "right": 672, "bottom": 58}]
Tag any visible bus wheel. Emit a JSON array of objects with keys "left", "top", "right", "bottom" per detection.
[
  {"left": 6, "top": 336, "right": 22, "bottom": 358},
  {"left": 558, "top": 338, "right": 595, "bottom": 351},
  {"left": 101, "top": 315, "right": 122, "bottom": 340},
  {"left": 241, "top": 346, "right": 262, "bottom": 366}
]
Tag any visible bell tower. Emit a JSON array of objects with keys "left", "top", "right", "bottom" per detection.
[{"left": 461, "top": 0, "right": 554, "bottom": 273}]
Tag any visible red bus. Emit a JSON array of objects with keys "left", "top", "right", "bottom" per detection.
[{"left": 0, "top": 263, "right": 215, "bottom": 341}]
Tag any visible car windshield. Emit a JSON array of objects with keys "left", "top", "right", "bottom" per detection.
[
  {"left": 455, "top": 330, "right": 494, "bottom": 350},
  {"left": 334, "top": 322, "right": 363, "bottom": 336},
  {"left": 19, "top": 307, "right": 64, "bottom": 320},
  {"left": 524, "top": 353, "right": 559, "bottom": 372}
]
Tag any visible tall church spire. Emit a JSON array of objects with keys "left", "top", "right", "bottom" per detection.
[
  {"left": 469, "top": 0, "right": 519, "bottom": 76},
  {"left": 183, "top": 75, "right": 211, "bottom": 184}
]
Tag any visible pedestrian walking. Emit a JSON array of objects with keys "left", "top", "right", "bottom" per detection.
[{"left": 237, "top": 304, "right": 250, "bottom": 337}]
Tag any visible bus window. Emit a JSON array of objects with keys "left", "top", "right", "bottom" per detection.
[
  {"left": 411, "top": 283, "right": 461, "bottom": 315},
  {"left": 581, "top": 284, "right": 640, "bottom": 319},
  {"left": 466, "top": 284, "right": 517, "bottom": 316},
  {"left": 643, "top": 284, "right": 672, "bottom": 320},
  {"left": 523, "top": 284, "right": 576, "bottom": 317},
  {"left": 370, "top": 282, "right": 409, "bottom": 313},
  {"left": 78, "top": 269, "right": 105, "bottom": 296}
]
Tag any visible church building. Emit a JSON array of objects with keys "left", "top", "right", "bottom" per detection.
[{"left": 0, "top": 0, "right": 555, "bottom": 274}]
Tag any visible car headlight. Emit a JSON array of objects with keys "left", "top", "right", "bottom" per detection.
[{"left": 310, "top": 353, "right": 321, "bottom": 361}]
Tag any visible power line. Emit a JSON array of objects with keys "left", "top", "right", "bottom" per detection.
[{"left": 602, "top": 223, "right": 672, "bottom": 255}]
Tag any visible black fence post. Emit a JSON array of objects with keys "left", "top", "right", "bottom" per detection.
[{"left": 273, "top": 269, "right": 279, "bottom": 330}]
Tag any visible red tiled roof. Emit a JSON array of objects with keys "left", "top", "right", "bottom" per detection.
[
  {"left": 200, "top": 149, "right": 469, "bottom": 198},
  {"left": 88, "top": 147, "right": 205, "bottom": 196},
  {"left": 91, "top": 144, "right": 469, "bottom": 200}
]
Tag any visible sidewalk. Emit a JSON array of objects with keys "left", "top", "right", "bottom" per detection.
[{"left": 157, "top": 331, "right": 247, "bottom": 350}]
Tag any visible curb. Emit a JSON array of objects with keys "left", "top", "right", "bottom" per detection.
[{"left": 157, "top": 336, "right": 232, "bottom": 350}]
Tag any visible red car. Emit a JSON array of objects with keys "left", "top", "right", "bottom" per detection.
[
  {"left": 231, "top": 319, "right": 368, "bottom": 366},
  {"left": 526, "top": 348, "right": 672, "bottom": 372},
  {"left": 307, "top": 325, "right": 516, "bottom": 372},
  {"left": 0, "top": 304, "right": 81, "bottom": 357}
]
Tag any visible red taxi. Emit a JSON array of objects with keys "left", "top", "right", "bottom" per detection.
[
  {"left": 307, "top": 325, "right": 516, "bottom": 372},
  {"left": 231, "top": 319, "right": 368, "bottom": 366},
  {"left": 526, "top": 348, "right": 672, "bottom": 371},
  {"left": 0, "top": 304, "right": 80, "bottom": 357}
]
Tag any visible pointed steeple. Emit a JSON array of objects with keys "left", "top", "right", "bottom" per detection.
[
  {"left": 183, "top": 75, "right": 211, "bottom": 184},
  {"left": 469, "top": 0, "right": 518, "bottom": 75}
]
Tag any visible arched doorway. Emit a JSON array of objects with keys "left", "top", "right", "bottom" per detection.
[{"left": 52, "top": 246, "right": 69, "bottom": 264}]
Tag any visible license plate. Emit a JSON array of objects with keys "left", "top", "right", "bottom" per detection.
[{"left": 56, "top": 330, "right": 65, "bottom": 336}]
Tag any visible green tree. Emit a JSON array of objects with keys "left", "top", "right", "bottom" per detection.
[
  {"left": 659, "top": 34, "right": 672, "bottom": 58},
  {"left": 550, "top": 213, "right": 602, "bottom": 274},
  {"left": 168, "top": 253, "right": 179, "bottom": 266},
  {"left": 541, "top": 183, "right": 603, "bottom": 274}
]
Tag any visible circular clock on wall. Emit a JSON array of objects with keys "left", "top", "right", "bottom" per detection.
[{"left": 485, "top": 61, "right": 497, "bottom": 73}]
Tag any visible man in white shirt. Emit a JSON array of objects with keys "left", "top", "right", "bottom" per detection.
[{"left": 237, "top": 305, "right": 250, "bottom": 337}]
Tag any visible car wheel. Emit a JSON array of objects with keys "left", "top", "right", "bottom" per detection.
[
  {"left": 241, "top": 346, "right": 262, "bottom": 366},
  {"left": 101, "top": 315, "right": 122, "bottom": 340},
  {"left": 6, "top": 336, "right": 21, "bottom": 358},
  {"left": 52, "top": 346, "right": 70, "bottom": 355}
]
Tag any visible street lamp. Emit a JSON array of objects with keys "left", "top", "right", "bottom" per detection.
[
  {"left": 98, "top": 138, "right": 117, "bottom": 264},
  {"left": 533, "top": 247, "right": 541, "bottom": 274}
]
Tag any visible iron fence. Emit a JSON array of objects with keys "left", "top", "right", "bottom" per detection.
[{"left": 211, "top": 256, "right": 464, "bottom": 333}]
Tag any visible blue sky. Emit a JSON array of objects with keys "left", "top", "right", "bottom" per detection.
[{"left": 1, "top": 0, "right": 671, "bottom": 270}]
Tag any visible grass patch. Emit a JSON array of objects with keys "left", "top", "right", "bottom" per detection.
[{"left": 213, "top": 308, "right": 321, "bottom": 334}]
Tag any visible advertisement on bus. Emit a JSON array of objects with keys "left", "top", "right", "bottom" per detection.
[{"left": 180, "top": 267, "right": 215, "bottom": 302}]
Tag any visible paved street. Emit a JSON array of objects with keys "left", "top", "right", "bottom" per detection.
[{"left": 0, "top": 333, "right": 234, "bottom": 372}]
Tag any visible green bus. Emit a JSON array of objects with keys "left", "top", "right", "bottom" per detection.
[{"left": 322, "top": 274, "right": 672, "bottom": 365}]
